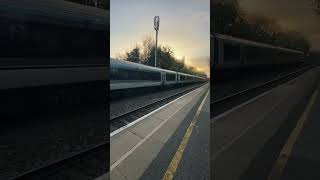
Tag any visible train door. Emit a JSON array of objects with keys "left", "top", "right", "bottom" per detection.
[
  {"left": 213, "top": 36, "right": 220, "bottom": 66},
  {"left": 240, "top": 45, "right": 246, "bottom": 64},
  {"left": 211, "top": 34, "right": 215, "bottom": 66},
  {"left": 161, "top": 72, "right": 166, "bottom": 85},
  {"left": 218, "top": 38, "right": 224, "bottom": 65},
  {"left": 175, "top": 73, "right": 178, "bottom": 84}
]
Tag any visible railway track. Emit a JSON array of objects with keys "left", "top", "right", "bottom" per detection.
[
  {"left": 7, "top": 66, "right": 311, "bottom": 179},
  {"left": 10, "top": 142, "right": 108, "bottom": 180},
  {"left": 211, "top": 66, "right": 314, "bottom": 118},
  {"left": 10, "top": 65, "right": 308, "bottom": 179},
  {"left": 110, "top": 83, "right": 207, "bottom": 133},
  {"left": 9, "top": 83, "right": 206, "bottom": 180}
]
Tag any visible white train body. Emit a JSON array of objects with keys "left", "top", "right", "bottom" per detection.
[{"left": 110, "top": 58, "right": 206, "bottom": 91}]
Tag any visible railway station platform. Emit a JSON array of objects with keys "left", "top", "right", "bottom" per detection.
[
  {"left": 278, "top": 82, "right": 320, "bottom": 180},
  {"left": 104, "top": 83, "right": 209, "bottom": 180},
  {"left": 211, "top": 67, "right": 320, "bottom": 180}
]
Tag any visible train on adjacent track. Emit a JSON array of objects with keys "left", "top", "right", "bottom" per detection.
[
  {"left": 211, "top": 33, "right": 305, "bottom": 71},
  {"left": 110, "top": 58, "right": 206, "bottom": 91},
  {"left": 0, "top": 0, "right": 109, "bottom": 114}
]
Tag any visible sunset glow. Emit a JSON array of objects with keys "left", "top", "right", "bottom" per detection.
[
  {"left": 111, "top": 0, "right": 210, "bottom": 77},
  {"left": 239, "top": 0, "right": 320, "bottom": 50}
]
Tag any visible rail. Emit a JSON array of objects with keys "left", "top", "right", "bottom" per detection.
[{"left": 211, "top": 66, "right": 314, "bottom": 117}]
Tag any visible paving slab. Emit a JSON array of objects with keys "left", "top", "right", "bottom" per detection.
[
  {"left": 211, "top": 68, "right": 320, "bottom": 180},
  {"left": 282, "top": 82, "right": 320, "bottom": 180},
  {"left": 110, "top": 131, "right": 141, "bottom": 165},
  {"left": 109, "top": 84, "right": 209, "bottom": 180}
]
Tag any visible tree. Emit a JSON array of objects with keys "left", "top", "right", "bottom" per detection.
[
  {"left": 311, "top": 0, "right": 320, "bottom": 14},
  {"left": 118, "top": 36, "right": 207, "bottom": 78},
  {"left": 144, "top": 47, "right": 156, "bottom": 67},
  {"left": 212, "top": 0, "right": 310, "bottom": 52},
  {"left": 125, "top": 45, "right": 140, "bottom": 63},
  {"left": 158, "top": 46, "right": 175, "bottom": 70},
  {"left": 140, "top": 36, "right": 155, "bottom": 65},
  {"left": 97, "top": 0, "right": 109, "bottom": 9},
  {"left": 212, "top": 1, "right": 241, "bottom": 34}
]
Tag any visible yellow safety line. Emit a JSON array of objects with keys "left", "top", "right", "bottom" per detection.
[
  {"left": 268, "top": 87, "right": 319, "bottom": 180},
  {"left": 163, "top": 89, "right": 209, "bottom": 180}
]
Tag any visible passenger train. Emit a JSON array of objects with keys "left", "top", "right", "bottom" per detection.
[
  {"left": 0, "top": 0, "right": 108, "bottom": 114},
  {"left": 211, "top": 33, "right": 305, "bottom": 71},
  {"left": 110, "top": 58, "right": 206, "bottom": 91}
]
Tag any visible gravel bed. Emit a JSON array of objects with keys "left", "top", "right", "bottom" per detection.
[
  {"left": 0, "top": 105, "right": 108, "bottom": 180},
  {"left": 110, "top": 84, "right": 203, "bottom": 120},
  {"left": 211, "top": 65, "right": 307, "bottom": 102}
]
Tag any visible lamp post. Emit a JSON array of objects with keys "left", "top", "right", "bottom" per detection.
[{"left": 154, "top": 16, "right": 160, "bottom": 67}]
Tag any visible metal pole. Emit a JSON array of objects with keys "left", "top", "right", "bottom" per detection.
[
  {"left": 155, "top": 30, "right": 158, "bottom": 67},
  {"left": 154, "top": 16, "right": 159, "bottom": 67}
]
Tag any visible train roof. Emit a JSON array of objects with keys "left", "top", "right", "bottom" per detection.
[
  {"left": 213, "top": 33, "right": 304, "bottom": 54},
  {"left": 0, "top": 0, "right": 109, "bottom": 30},
  {"left": 178, "top": 72, "right": 205, "bottom": 79},
  {"left": 110, "top": 58, "right": 205, "bottom": 79},
  {"left": 110, "top": 58, "right": 174, "bottom": 73}
]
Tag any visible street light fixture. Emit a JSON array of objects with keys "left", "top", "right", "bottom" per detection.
[{"left": 154, "top": 16, "right": 160, "bottom": 67}]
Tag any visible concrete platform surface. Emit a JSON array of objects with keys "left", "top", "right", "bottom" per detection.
[
  {"left": 211, "top": 67, "right": 320, "bottom": 180},
  {"left": 281, "top": 82, "right": 320, "bottom": 180},
  {"left": 109, "top": 83, "right": 209, "bottom": 180},
  {"left": 140, "top": 86, "right": 210, "bottom": 180}
]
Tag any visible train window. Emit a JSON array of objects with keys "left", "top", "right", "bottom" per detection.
[
  {"left": 141, "top": 70, "right": 161, "bottom": 81},
  {"left": 211, "top": 35, "right": 214, "bottom": 65},
  {"left": 0, "top": 1, "right": 108, "bottom": 66},
  {"left": 277, "top": 50, "right": 297, "bottom": 62},
  {"left": 111, "top": 68, "right": 161, "bottom": 81},
  {"left": 166, "top": 73, "right": 176, "bottom": 81},
  {"left": 246, "top": 46, "right": 267, "bottom": 63},
  {"left": 180, "top": 75, "right": 186, "bottom": 81},
  {"left": 0, "top": 19, "right": 107, "bottom": 59},
  {"left": 213, "top": 38, "right": 219, "bottom": 65},
  {"left": 224, "top": 43, "right": 241, "bottom": 62}
]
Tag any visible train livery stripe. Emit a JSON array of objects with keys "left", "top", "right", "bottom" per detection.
[{"left": 0, "top": 66, "right": 107, "bottom": 90}]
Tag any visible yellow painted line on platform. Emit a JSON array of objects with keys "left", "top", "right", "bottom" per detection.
[
  {"left": 268, "top": 87, "right": 319, "bottom": 180},
  {"left": 163, "top": 89, "right": 209, "bottom": 180}
]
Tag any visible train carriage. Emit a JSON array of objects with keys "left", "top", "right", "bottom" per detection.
[
  {"left": 0, "top": 0, "right": 109, "bottom": 89},
  {"left": 110, "top": 58, "right": 205, "bottom": 91},
  {"left": 178, "top": 72, "right": 205, "bottom": 84},
  {"left": 110, "top": 58, "right": 162, "bottom": 90},
  {"left": 162, "top": 68, "right": 177, "bottom": 85},
  {"left": 212, "top": 33, "right": 305, "bottom": 71},
  {"left": 0, "top": 0, "right": 109, "bottom": 114}
]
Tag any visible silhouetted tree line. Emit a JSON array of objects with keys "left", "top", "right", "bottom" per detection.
[
  {"left": 212, "top": 0, "right": 310, "bottom": 52},
  {"left": 65, "top": 0, "right": 109, "bottom": 9},
  {"left": 117, "top": 36, "right": 207, "bottom": 78},
  {"left": 311, "top": 0, "right": 320, "bottom": 14}
]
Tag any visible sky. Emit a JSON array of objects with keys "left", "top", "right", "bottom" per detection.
[
  {"left": 110, "top": 0, "right": 210, "bottom": 77},
  {"left": 239, "top": 0, "right": 320, "bottom": 51}
]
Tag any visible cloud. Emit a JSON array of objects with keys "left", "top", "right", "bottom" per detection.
[
  {"left": 239, "top": 0, "right": 320, "bottom": 50},
  {"left": 111, "top": 0, "right": 210, "bottom": 69}
]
